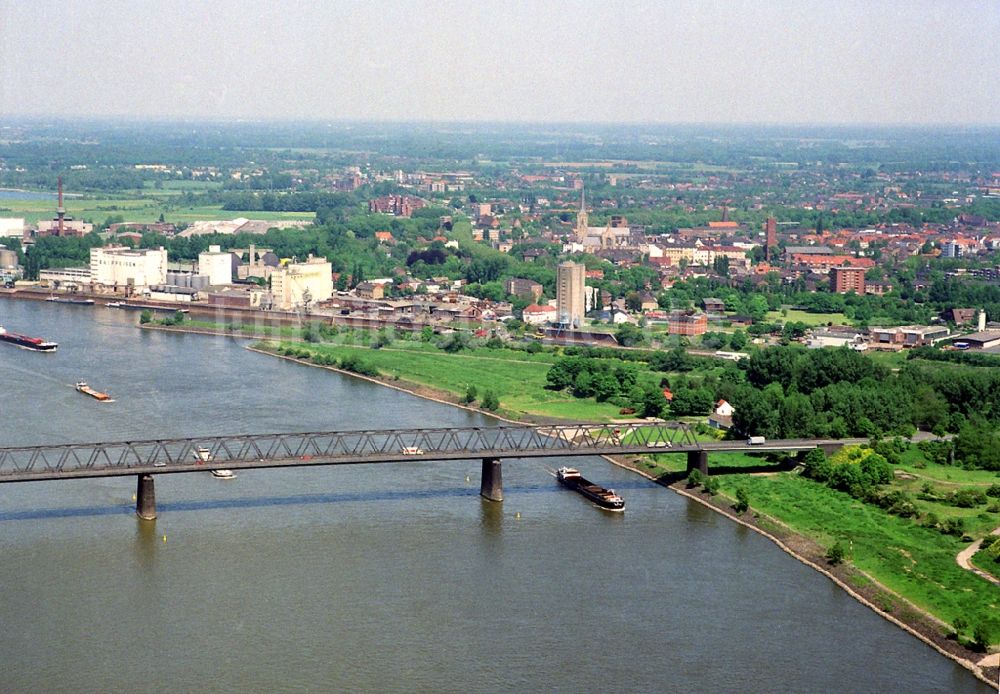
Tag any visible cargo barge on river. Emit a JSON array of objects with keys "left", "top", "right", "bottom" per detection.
[
  {"left": 75, "top": 381, "right": 112, "bottom": 401},
  {"left": 556, "top": 467, "right": 625, "bottom": 511},
  {"left": 46, "top": 296, "right": 95, "bottom": 305},
  {"left": 0, "top": 326, "right": 58, "bottom": 352}
]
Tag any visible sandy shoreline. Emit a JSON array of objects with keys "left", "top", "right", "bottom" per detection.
[{"left": 146, "top": 325, "right": 998, "bottom": 686}]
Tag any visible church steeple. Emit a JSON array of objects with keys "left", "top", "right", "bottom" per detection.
[{"left": 575, "top": 187, "right": 588, "bottom": 241}]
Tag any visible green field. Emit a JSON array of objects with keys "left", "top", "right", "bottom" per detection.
[
  {"left": 267, "top": 339, "right": 665, "bottom": 422},
  {"left": 766, "top": 308, "right": 850, "bottom": 326},
  {"left": 864, "top": 350, "right": 909, "bottom": 368},
  {"left": 0, "top": 195, "right": 313, "bottom": 226},
  {"left": 970, "top": 548, "right": 1000, "bottom": 583}
]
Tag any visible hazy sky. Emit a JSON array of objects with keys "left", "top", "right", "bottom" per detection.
[{"left": 2, "top": 0, "right": 998, "bottom": 124}]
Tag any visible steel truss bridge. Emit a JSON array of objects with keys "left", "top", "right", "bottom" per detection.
[{"left": 0, "top": 422, "right": 834, "bottom": 519}]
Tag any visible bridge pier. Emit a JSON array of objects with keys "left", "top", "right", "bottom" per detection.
[
  {"left": 686, "top": 450, "right": 709, "bottom": 476},
  {"left": 819, "top": 442, "right": 844, "bottom": 456},
  {"left": 136, "top": 474, "right": 157, "bottom": 520},
  {"left": 480, "top": 458, "right": 503, "bottom": 502}
]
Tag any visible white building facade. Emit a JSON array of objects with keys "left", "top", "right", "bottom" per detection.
[
  {"left": 270, "top": 256, "right": 333, "bottom": 311},
  {"left": 198, "top": 245, "right": 233, "bottom": 285},
  {"left": 90, "top": 246, "right": 168, "bottom": 292}
]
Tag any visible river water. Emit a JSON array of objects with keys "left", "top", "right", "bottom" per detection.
[{"left": 0, "top": 299, "right": 988, "bottom": 693}]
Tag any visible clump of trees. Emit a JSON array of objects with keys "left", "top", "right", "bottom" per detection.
[
  {"left": 802, "top": 447, "right": 917, "bottom": 519},
  {"left": 545, "top": 356, "right": 667, "bottom": 417},
  {"left": 726, "top": 345, "right": 1000, "bottom": 446}
]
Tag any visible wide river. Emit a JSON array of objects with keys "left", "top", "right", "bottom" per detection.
[{"left": 0, "top": 299, "right": 988, "bottom": 693}]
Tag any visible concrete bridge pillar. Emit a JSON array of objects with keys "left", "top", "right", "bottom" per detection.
[
  {"left": 480, "top": 458, "right": 503, "bottom": 502},
  {"left": 136, "top": 474, "right": 157, "bottom": 520},
  {"left": 686, "top": 450, "right": 709, "bottom": 476}
]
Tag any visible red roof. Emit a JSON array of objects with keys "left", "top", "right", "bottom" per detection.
[
  {"left": 792, "top": 254, "right": 875, "bottom": 268},
  {"left": 523, "top": 304, "right": 554, "bottom": 314}
]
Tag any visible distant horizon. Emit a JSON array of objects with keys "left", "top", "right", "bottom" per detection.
[
  {"left": 4, "top": 115, "right": 1000, "bottom": 130},
  {"left": 2, "top": 1, "right": 997, "bottom": 125}
]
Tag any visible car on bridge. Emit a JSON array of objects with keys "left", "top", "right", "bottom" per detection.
[{"left": 401, "top": 447, "right": 425, "bottom": 455}]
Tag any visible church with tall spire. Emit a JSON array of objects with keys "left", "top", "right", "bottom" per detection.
[
  {"left": 572, "top": 187, "right": 631, "bottom": 249},
  {"left": 575, "top": 188, "right": 589, "bottom": 241}
]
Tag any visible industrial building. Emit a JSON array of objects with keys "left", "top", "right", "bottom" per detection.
[
  {"left": 90, "top": 246, "right": 168, "bottom": 293},
  {"left": 0, "top": 218, "right": 25, "bottom": 238},
  {"left": 269, "top": 256, "right": 333, "bottom": 311},
  {"left": 198, "top": 245, "right": 234, "bottom": 285}
]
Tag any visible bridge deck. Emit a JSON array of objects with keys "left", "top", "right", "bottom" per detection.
[{"left": 0, "top": 422, "right": 831, "bottom": 483}]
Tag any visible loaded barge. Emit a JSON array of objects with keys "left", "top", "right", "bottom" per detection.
[
  {"left": 0, "top": 326, "right": 58, "bottom": 352},
  {"left": 556, "top": 467, "right": 625, "bottom": 511},
  {"left": 75, "top": 381, "right": 112, "bottom": 401},
  {"left": 46, "top": 296, "right": 95, "bottom": 305}
]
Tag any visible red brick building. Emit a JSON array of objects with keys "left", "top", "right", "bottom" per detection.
[
  {"left": 830, "top": 266, "right": 866, "bottom": 294},
  {"left": 667, "top": 311, "right": 708, "bottom": 336},
  {"left": 368, "top": 195, "right": 427, "bottom": 218},
  {"left": 765, "top": 217, "right": 777, "bottom": 260}
]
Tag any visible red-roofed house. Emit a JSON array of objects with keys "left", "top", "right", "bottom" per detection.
[{"left": 521, "top": 304, "right": 557, "bottom": 325}]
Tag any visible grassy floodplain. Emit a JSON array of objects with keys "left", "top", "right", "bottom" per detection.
[{"left": 264, "top": 337, "right": 668, "bottom": 421}]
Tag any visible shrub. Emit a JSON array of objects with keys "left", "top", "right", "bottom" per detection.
[
  {"left": 971, "top": 623, "right": 991, "bottom": 652},
  {"left": 986, "top": 483, "right": 1000, "bottom": 498},
  {"left": 802, "top": 449, "right": 832, "bottom": 482},
  {"left": 480, "top": 391, "right": 500, "bottom": 411},
  {"left": 686, "top": 469, "right": 705, "bottom": 489},
  {"left": 952, "top": 616, "right": 969, "bottom": 637},
  {"left": 860, "top": 453, "right": 893, "bottom": 485},
  {"left": 940, "top": 517, "right": 966, "bottom": 537},
  {"left": 946, "top": 489, "right": 987, "bottom": 508},
  {"left": 830, "top": 464, "right": 870, "bottom": 497},
  {"left": 825, "top": 541, "right": 846, "bottom": 565},
  {"left": 733, "top": 487, "right": 750, "bottom": 513},
  {"left": 461, "top": 385, "right": 478, "bottom": 404},
  {"left": 703, "top": 476, "right": 720, "bottom": 496}
]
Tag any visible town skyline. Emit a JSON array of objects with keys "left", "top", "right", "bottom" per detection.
[{"left": 2, "top": 0, "right": 999, "bottom": 125}]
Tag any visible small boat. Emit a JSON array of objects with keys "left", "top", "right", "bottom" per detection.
[
  {"left": 0, "top": 326, "right": 58, "bottom": 352},
  {"left": 556, "top": 467, "right": 625, "bottom": 511},
  {"left": 46, "top": 296, "right": 95, "bottom": 305},
  {"left": 193, "top": 447, "right": 233, "bottom": 478},
  {"left": 75, "top": 381, "right": 112, "bottom": 401}
]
